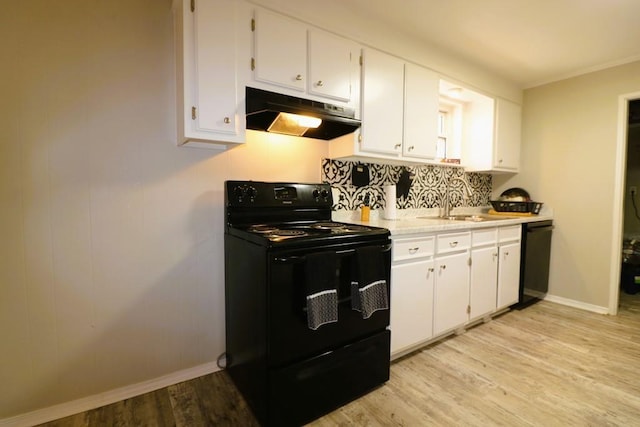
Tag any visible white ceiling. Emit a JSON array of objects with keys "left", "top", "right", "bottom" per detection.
[
  {"left": 346, "top": 0, "right": 640, "bottom": 88},
  {"left": 258, "top": 0, "right": 640, "bottom": 89}
]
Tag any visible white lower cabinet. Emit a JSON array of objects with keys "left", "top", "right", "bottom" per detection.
[
  {"left": 390, "top": 224, "right": 522, "bottom": 358},
  {"left": 470, "top": 225, "right": 521, "bottom": 318},
  {"left": 433, "top": 231, "right": 471, "bottom": 336},
  {"left": 390, "top": 258, "right": 435, "bottom": 354},
  {"left": 496, "top": 227, "right": 522, "bottom": 309},
  {"left": 469, "top": 245, "right": 498, "bottom": 319},
  {"left": 433, "top": 251, "right": 471, "bottom": 335},
  {"left": 390, "top": 236, "right": 435, "bottom": 357},
  {"left": 469, "top": 228, "right": 498, "bottom": 320}
]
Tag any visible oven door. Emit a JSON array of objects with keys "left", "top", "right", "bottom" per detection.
[{"left": 267, "top": 239, "right": 391, "bottom": 367}]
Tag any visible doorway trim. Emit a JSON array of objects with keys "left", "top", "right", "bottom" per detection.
[{"left": 610, "top": 91, "right": 640, "bottom": 315}]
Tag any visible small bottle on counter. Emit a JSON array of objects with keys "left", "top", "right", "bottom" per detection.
[{"left": 360, "top": 193, "right": 371, "bottom": 222}]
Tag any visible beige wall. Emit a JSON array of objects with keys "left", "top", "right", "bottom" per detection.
[{"left": 494, "top": 61, "right": 640, "bottom": 309}]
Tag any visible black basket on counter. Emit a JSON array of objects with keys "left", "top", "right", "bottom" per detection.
[{"left": 490, "top": 200, "right": 543, "bottom": 214}]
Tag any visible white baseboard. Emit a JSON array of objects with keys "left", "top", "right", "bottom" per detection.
[
  {"left": 544, "top": 294, "right": 610, "bottom": 315},
  {"left": 0, "top": 362, "right": 219, "bottom": 427}
]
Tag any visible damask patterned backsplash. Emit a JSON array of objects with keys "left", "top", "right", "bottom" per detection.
[{"left": 321, "top": 159, "right": 492, "bottom": 211}]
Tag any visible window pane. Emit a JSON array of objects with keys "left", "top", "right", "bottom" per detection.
[{"left": 437, "top": 137, "right": 447, "bottom": 158}]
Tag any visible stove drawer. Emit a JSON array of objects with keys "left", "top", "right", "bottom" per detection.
[{"left": 268, "top": 330, "right": 390, "bottom": 426}]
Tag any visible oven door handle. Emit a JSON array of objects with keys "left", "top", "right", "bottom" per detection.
[
  {"left": 274, "top": 255, "right": 306, "bottom": 264},
  {"left": 274, "top": 243, "right": 391, "bottom": 264}
]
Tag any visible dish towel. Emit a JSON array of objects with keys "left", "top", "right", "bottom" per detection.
[
  {"left": 305, "top": 252, "right": 339, "bottom": 330},
  {"left": 351, "top": 246, "right": 389, "bottom": 319}
]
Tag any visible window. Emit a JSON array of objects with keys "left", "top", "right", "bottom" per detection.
[
  {"left": 437, "top": 106, "right": 453, "bottom": 159},
  {"left": 437, "top": 97, "right": 462, "bottom": 161}
]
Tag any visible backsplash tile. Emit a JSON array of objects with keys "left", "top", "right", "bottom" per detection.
[{"left": 321, "top": 159, "right": 492, "bottom": 211}]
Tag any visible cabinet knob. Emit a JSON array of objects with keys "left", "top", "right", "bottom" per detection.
[
  {"left": 440, "top": 264, "right": 446, "bottom": 270},
  {"left": 449, "top": 241, "right": 458, "bottom": 248},
  {"left": 408, "top": 145, "right": 414, "bottom": 151},
  {"left": 498, "top": 158, "right": 503, "bottom": 163},
  {"left": 295, "top": 74, "right": 303, "bottom": 81},
  {"left": 223, "top": 117, "right": 231, "bottom": 124},
  {"left": 316, "top": 80, "right": 324, "bottom": 87},
  {"left": 428, "top": 267, "right": 434, "bottom": 273},
  {"left": 408, "top": 247, "right": 419, "bottom": 254},
  {"left": 394, "top": 144, "right": 401, "bottom": 149}
]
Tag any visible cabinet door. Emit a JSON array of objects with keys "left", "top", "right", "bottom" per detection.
[
  {"left": 178, "top": 0, "right": 242, "bottom": 143},
  {"left": 403, "top": 63, "right": 439, "bottom": 160},
  {"left": 308, "top": 29, "right": 353, "bottom": 102},
  {"left": 390, "top": 260, "right": 435, "bottom": 355},
  {"left": 494, "top": 98, "right": 521, "bottom": 171},
  {"left": 253, "top": 8, "right": 306, "bottom": 91},
  {"left": 461, "top": 93, "right": 495, "bottom": 170},
  {"left": 360, "top": 48, "right": 404, "bottom": 155},
  {"left": 469, "top": 246, "right": 498, "bottom": 319},
  {"left": 497, "top": 242, "right": 521, "bottom": 309},
  {"left": 433, "top": 252, "right": 470, "bottom": 335}
]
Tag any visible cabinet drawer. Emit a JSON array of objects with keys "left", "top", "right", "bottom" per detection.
[
  {"left": 436, "top": 231, "right": 470, "bottom": 254},
  {"left": 393, "top": 236, "right": 435, "bottom": 262},
  {"left": 471, "top": 228, "right": 497, "bottom": 247},
  {"left": 498, "top": 225, "right": 521, "bottom": 242}
]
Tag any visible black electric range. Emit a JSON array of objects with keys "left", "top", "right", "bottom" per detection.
[{"left": 224, "top": 180, "right": 391, "bottom": 426}]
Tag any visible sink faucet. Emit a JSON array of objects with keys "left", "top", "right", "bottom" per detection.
[{"left": 441, "top": 176, "right": 473, "bottom": 217}]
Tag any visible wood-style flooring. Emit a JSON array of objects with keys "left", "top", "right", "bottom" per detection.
[{"left": 40, "top": 293, "right": 640, "bottom": 426}]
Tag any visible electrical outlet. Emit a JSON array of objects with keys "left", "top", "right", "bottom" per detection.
[{"left": 631, "top": 186, "right": 637, "bottom": 196}]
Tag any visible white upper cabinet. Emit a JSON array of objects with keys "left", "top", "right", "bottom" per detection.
[
  {"left": 404, "top": 63, "right": 439, "bottom": 160},
  {"left": 173, "top": 1, "right": 520, "bottom": 154},
  {"left": 308, "top": 29, "right": 353, "bottom": 102},
  {"left": 252, "top": 8, "right": 358, "bottom": 104},
  {"left": 174, "top": 0, "right": 244, "bottom": 148},
  {"left": 253, "top": 8, "right": 307, "bottom": 91},
  {"left": 451, "top": 79, "right": 522, "bottom": 172},
  {"left": 331, "top": 48, "right": 440, "bottom": 162},
  {"left": 494, "top": 98, "right": 522, "bottom": 171},
  {"left": 360, "top": 48, "right": 405, "bottom": 155}
]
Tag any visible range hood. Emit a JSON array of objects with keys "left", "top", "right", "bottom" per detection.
[{"left": 245, "top": 87, "right": 361, "bottom": 140}]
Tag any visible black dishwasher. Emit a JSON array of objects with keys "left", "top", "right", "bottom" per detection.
[{"left": 518, "top": 220, "right": 553, "bottom": 307}]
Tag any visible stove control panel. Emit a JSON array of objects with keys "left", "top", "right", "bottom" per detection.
[{"left": 226, "top": 181, "right": 332, "bottom": 207}]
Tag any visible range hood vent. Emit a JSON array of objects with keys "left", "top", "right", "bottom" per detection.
[{"left": 245, "top": 87, "right": 361, "bottom": 140}]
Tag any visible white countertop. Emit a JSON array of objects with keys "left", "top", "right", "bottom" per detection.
[{"left": 333, "top": 207, "right": 553, "bottom": 236}]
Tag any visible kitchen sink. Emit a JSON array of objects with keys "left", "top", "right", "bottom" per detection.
[{"left": 417, "top": 214, "right": 515, "bottom": 222}]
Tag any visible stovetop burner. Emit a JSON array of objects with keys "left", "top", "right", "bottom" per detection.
[
  {"left": 310, "top": 222, "right": 344, "bottom": 230},
  {"left": 248, "top": 225, "right": 279, "bottom": 234},
  {"left": 248, "top": 224, "right": 309, "bottom": 238},
  {"left": 310, "top": 222, "right": 373, "bottom": 232}
]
